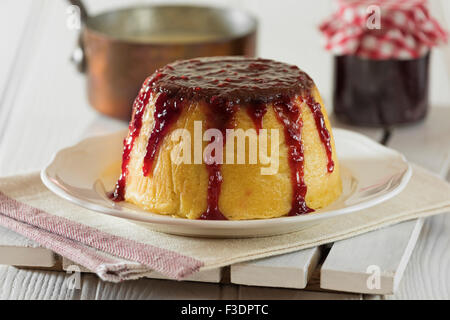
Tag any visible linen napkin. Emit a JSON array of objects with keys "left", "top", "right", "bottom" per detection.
[{"left": 0, "top": 164, "right": 449, "bottom": 282}]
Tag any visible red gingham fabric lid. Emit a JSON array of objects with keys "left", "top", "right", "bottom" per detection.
[{"left": 319, "top": 0, "right": 448, "bottom": 59}]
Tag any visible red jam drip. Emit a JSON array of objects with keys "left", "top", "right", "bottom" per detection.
[
  {"left": 199, "top": 97, "right": 238, "bottom": 221},
  {"left": 247, "top": 102, "right": 267, "bottom": 132},
  {"left": 303, "top": 96, "right": 334, "bottom": 173},
  {"left": 142, "top": 93, "right": 184, "bottom": 176},
  {"left": 200, "top": 163, "right": 227, "bottom": 220},
  {"left": 110, "top": 77, "right": 154, "bottom": 201},
  {"left": 273, "top": 97, "right": 314, "bottom": 216}
]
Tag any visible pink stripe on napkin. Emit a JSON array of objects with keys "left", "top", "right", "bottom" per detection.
[{"left": 0, "top": 191, "right": 203, "bottom": 281}]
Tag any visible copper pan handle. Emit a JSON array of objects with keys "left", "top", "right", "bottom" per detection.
[{"left": 67, "top": 0, "right": 89, "bottom": 73}]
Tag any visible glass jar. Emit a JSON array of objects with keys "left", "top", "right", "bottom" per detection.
[
  {"left": 333, "top": 53, "right": 430, "bottom": 127},
  {"left": 320, "top": 0, "right": 446, "bottom": 127}
]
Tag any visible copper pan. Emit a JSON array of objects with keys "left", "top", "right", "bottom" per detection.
[{"left": 69, "top": 1, "right": 257, "bottom": 120}]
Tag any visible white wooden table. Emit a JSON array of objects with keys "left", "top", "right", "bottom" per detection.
[{"left": 0, "top": 0, "right": 449, "bottom": 300}]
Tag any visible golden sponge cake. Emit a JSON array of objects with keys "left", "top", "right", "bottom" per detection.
[{"left": 111, "top": 57, "right": 342, "bottom": 220}]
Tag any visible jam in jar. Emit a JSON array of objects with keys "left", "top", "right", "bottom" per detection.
[
  {"left": 333, "top": 53, "right": 430, "bottom": 127},
  {"left": 320, "top": 0, "right": 446, "bottom": 127}
]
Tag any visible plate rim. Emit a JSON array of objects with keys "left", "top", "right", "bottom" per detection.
[{"left": 40, "top": 128, "right": 412, "bottom": 229}]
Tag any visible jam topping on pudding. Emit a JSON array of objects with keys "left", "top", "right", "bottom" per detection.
[
  {"left": 151, "top": 57, "right": 313, "bottom": 103},
  {"left": 111, "top": 57, "right": 338, "bottom": 220}
]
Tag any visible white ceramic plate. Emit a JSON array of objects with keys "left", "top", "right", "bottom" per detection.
[{"left": 41, "top": 128, "right": 411, "bottom": 238}]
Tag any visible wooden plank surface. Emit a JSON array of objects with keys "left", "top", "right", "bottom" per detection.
[
  {"left": 321, "top": 219, "right": 425, "bottom": 295},
  {"left": 0, "top": 0, "right": 95, "bottom": 267},
  {"left": 385, "top": 108, "right": 450, "bottom": 300},
  {"left": 230, "top": 247, "right": 320, "bottom": 289},
  {"left": 237, "top": 285, "right": 362, "bottom": 300},
  {"left": 0, "top": 264, "right": 361, "bottom": 300},
  {"left": 0, "top": 226, "right": 55, "bottom": 268},
  {"left": 0, "top": 265, "right": 237, "bottom": 300},
  {"left": 387, "top": 211, "right": 450, "bottom": 300}
]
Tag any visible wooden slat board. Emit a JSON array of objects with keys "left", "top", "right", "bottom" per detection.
[
  {"left": 0, "top": 265, "right": 237, "bottom": 300},
  {"left": 385, "top": 108, "right": 450, "bottom": 299},
  {"left": 321, "top": 219, "right": 425, "bottom": 294},
  {"left": 230, "top": 247, "right": 320, "bottom": 289},
  {"left": 387, "top": 210, "right": 450, "bottom": 299},
  {"left": 237, "top": 285, "right": 362, "bottom": 300},
  {"left": 0, "top": 226, "right": 55, "bottom": 268}
]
